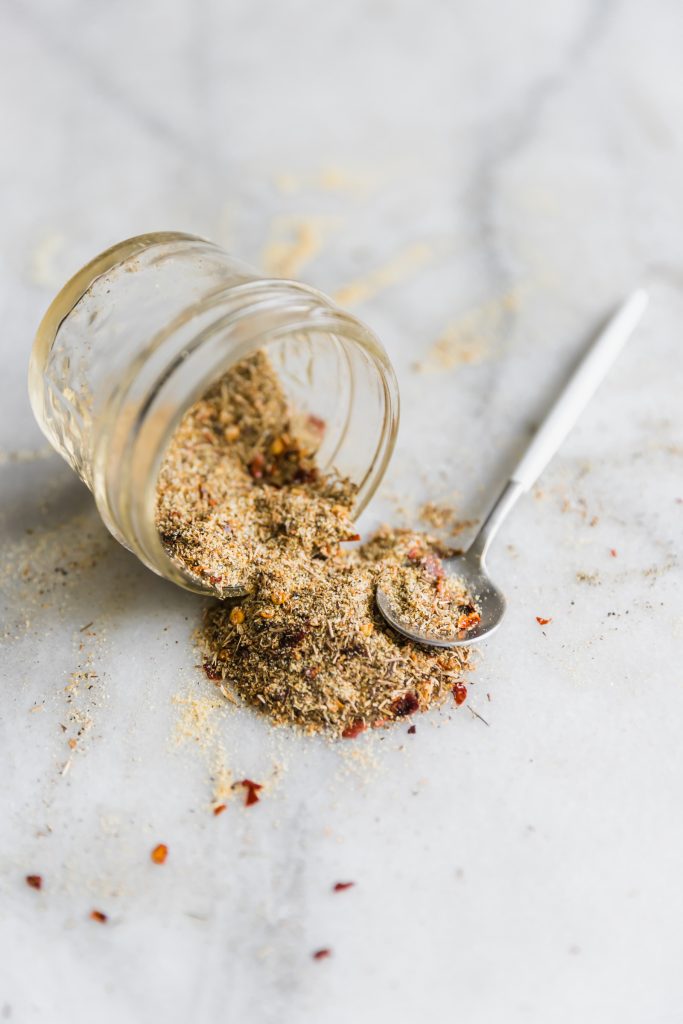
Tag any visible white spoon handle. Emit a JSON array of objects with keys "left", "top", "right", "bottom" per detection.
[
  {"left": 467, "top": 289, "right": 648, "bottom": 562},
  {"left": 511, "top": 288, "right": 649, "bottom": 490}
]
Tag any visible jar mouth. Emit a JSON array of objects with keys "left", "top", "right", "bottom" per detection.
[{"left": 97, "top": 279, "right": 399, "bottom": 595}]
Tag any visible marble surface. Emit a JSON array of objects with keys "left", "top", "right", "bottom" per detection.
[{"left": 2, "top": 1, "right": 683, "bottom": 1021}]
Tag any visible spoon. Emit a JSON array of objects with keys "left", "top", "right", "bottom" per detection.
[{"left": 376, "top": 288, "right": 649, "bottom": 647}]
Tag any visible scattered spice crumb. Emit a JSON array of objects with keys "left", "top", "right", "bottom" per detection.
[
  {"left": 342, "top": 721, "right": 366, "bottom": 740},
  {"left": 90, "top": 910, "right": 108, "bottom": 923},
  {"left": 312, "top": 948, "right": 332, "bottom": 961},
  {"left": 535, "top": 616, "right": 552, "bottom": 626},
  {"left": 418, "top": 501, "right": 455, "bottom": 530},
  {"left": 418, "top": 501, "right": 477, "bottom": 538},
  {"left": 334, "top": 242, "right": 432, "bottom": 307},
  {"left": 332, "top": 882, "right": 355, "bottom": 892},
  {"left": 213, "top": 804, "right": 227, "bottom": 816},
  {"left": 235, "top": 779, "right": 263, "bottom": 807},
  {"left": 453, "top": 682, "right": 468, "bottom": 706},
  {"left": 610, "top": 548, "right": 618, "bottom": 557},
  {"left": 392, "top": 691, "right": 420, "bottom": 717},
  {"left": 467, "top": 705, "right": 490, "bottom": 727},
  {"left": 151, "top": 843, "right": 169, "bottom": 865},
  {"left": 261, "top": 216, "right": 337, "bottom": 278},
  {"left": 407, "top": 724, "right": 416, "bottom": 735},
  {"left": 25, "top": 875, "right": 42, "bottom": 890}
]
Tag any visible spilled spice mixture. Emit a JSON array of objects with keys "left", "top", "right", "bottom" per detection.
[
  {"left": 158, "top": 349, "right": 478, "bottom": 738},
  {"left": 200, "top": 525, "right": 473, "bottom": 737},
  {"left": 156, "top": 350, "right": 357, "bottom": 595}
]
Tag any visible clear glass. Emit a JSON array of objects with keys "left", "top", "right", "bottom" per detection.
[{"left": 28, "top": 232, "right": 400, "bottom": 594}]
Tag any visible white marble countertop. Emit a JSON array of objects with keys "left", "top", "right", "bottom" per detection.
[{"left": 2, "top": 2, "right": 683, "bottom": 1021}]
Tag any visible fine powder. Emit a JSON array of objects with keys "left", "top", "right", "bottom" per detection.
[{"left": 156, "top": 350, "right": 477, "bottom": 737}]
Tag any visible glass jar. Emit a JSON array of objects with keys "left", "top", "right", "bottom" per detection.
[{"left": 28, "top": 232, "right": 399, "bottom": 595}]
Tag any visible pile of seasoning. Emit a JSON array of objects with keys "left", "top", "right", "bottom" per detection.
[
  {"left": 156, "top": 350, "right": 478, "bottom": 738},
  {"left": 156, "top": 350, "right": 357, "bottom": 595}
]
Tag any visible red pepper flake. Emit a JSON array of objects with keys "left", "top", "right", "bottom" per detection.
[
  {"left": 151, "top": 843, "right": 168, "bottom": 865},
  {"left": 90, "top": 910, "right": 108, "bottom": 923},
  {"left": 453, "top": 682, "right": 467, "bottom": 706},
  {"left": 25, "top": 874, "right": 42, "bottom": 890},
  {"left": 344, "top": 533, "right": 361, "bottom": 543},
  {"left": 203, "top": 661, "right": 222, "bottom": 681},
  {"left": 341, "top": 720, "right": 366, "bottom": 739},
  {"left": 208, "top": 575, "right": 223, "bottom": 584},
  {"left": 213, "top": 804, "right": 227, "bottom": 816},
  {"left": 249, "top": 454, "right": 265, "bottom": 479},
  {"left": 333, "top": 882, "right": 355, "bottom": 892},
  {"left": 294, "top": 466, "right": 319, "bottom": 485},
  {"left": 406, "top": 547, "right": 422, "bottom": 562},
  {"left": 392, "top": 691, "right": 419, "bottom": 717},
  {"left": 407, "top": 724, "right": 416, "bottom": 735},
  {"left": 457, "top": 608, "right": 481, "bottom": 632},
  {"left": 610, "top": 548, "right": 618, "bottom": 558},
  {"left": 236, "top": 779, "right": 263, "bottom": 806},
  {"left": 535, "top": 616, "right": 552, "bottom": 626},
  {"left": 312, "top": 948, "right": 332, "bottom": 961},
  {"left": 307, "top": 414, "right": 326, "bottom": 432}
]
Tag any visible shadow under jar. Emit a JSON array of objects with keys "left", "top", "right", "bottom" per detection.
[{"left": 29, "top": 232, "right": 400, "bottom": 594}]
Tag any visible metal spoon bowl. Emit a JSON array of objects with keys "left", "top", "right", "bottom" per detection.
[
  {"left": 376, "top": 289, "right": 649, "bottom": 648},
  {"left": 377, "top": 551, "right": 506, "bottom": 648},
  {"left": 376, "top": 479, "right": 520, "bottom": 647}
]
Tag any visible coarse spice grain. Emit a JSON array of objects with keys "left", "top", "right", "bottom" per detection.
[{"left": 157, "top": 349, "right": 478, "bottom": 737}]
